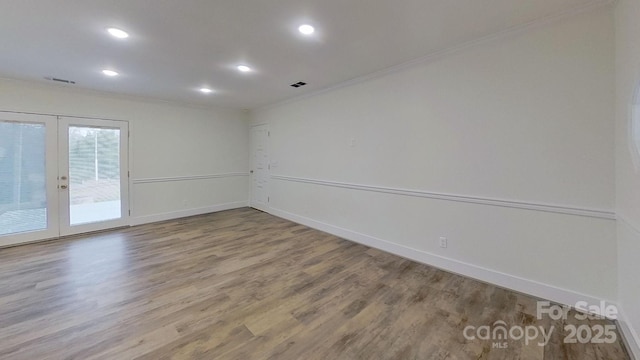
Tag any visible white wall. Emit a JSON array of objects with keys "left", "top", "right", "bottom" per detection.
[
  {"left": 252, "top": 7, "right": 616, "bottom": 307},
  {"left": 0, "top": 78, "right": 250, "bottom": 224},
  {"left": 615, "top": 0, "right": 640, "bottom": 356}
]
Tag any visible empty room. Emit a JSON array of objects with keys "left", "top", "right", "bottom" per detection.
[{"left": 0, "top": 0, "right": 639, "bottom": 359}]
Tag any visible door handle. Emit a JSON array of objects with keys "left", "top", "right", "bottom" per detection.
[
  {"left": 60, "top": 185, "right": 68, "bottom": 190},
  {"left": 250, "top": 170, "right": 254, "bottom": 174}
]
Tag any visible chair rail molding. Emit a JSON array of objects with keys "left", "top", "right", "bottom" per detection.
[
  {"left": 133, "top": 172, "right": 250, "bottom": 184},
  {"left": 270, "top": 174, "right": 615, "bottom": 220}
]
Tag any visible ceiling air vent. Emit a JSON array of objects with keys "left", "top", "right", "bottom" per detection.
[
  {"left": 44, "top": 76, "right": 76, "bottom": 85},
  {"left": 290, "top": 81, "right": 307, "bottom": 88}
]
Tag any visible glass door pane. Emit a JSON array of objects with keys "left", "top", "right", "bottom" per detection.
[
  {"left": 0, "top": 121, "right": 48, "bottom": 234},
  {"left": 68, "top": 126, "right": 121, "bottom": 225}
]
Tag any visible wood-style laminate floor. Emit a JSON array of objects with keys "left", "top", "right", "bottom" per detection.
[{"left": 0, "top": 208, "right": 630, "bottom": 359}]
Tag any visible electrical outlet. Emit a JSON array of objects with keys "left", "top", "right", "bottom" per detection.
[{"left": 439, "top": 237, "right": 448, "bottom": 248}]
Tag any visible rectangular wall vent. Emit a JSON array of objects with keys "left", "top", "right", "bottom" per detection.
[{"left": 44, "top": 76, "right": 76, "bottom": 84}]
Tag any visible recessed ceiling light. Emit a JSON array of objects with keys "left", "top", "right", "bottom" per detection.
[
  {"left": 107, "top": 28, "right": 129, "bottom": 39},
  {"left": 102, "top": 69, "right": 119, "bottom": 77},
  {"left": 199, "top": 88, "right": 214, "bottom": 94},
  {"left": 298, "top": 24, "right": 315, "bottom": 35},
  {"left": 237, "top": 65, "right": 252, "bottom": 73}
]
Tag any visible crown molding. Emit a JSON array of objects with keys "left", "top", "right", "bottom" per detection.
[{"left": 0, "top": 76, "right": 241, "bottom": 113}]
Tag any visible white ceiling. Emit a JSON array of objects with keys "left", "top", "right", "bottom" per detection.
[{"left": 0, "top": 0, "right": 605, "bottom": 109}]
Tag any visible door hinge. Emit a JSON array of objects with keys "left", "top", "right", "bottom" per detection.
[
  {"left": 268, "top": 131, "right": 270, "bottom": 137},
  {"left": 129, "top": 210, "right": 131, "bottom": 215},
  {"left": 128, "top": 171, "right": 130, "bottom": 178},
  {"left": 268, "top": 197, "right": 270, "bottom": 203}
]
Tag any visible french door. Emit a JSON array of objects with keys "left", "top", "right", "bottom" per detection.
[{"left": 0, "top": 112, "right": 129, "bottom": 247}]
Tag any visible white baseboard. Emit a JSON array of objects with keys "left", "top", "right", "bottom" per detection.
[
  {"left": 268, "top": 206, "right": 616, "bottom": 317},
  {"left": 131, "top": 201, "right": 249, "bottom": 226},
  {"left": 618, "top": 306, "right": 640, "bottom": 360}
]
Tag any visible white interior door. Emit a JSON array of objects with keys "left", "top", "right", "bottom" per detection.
[
  {"left": 251, "top": 124, "right": 269, "bottom": 211},
  {"left": 0, "top": 112, "right": 130, "bottom": 247}
]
